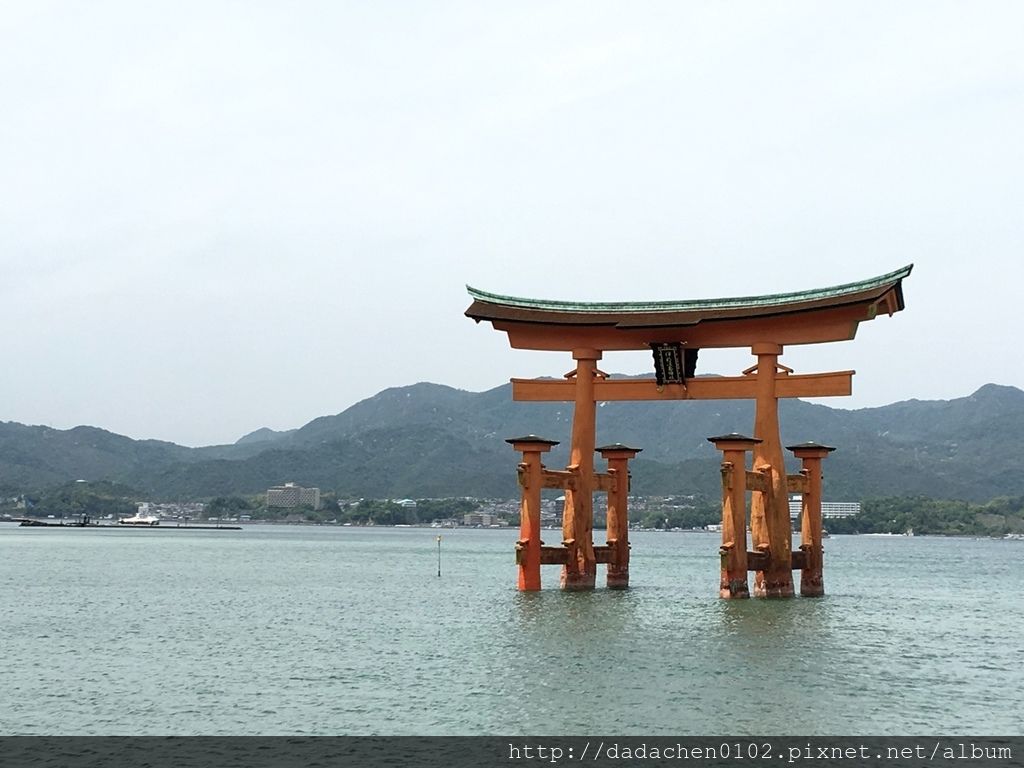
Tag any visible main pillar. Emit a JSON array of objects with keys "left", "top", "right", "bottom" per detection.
[
  {"left": 597, "top": 443, "right": 641, "bottom": 589},
  {"left": 508, "top": 435, "right": 559, "bottom": 591},
  {"left": 787, "top": 441, "right": 835, "bottom": 597},
  {"left": 750, "top": 343, "right": 794, "bottom": 597},
  {"left": 708, "top": 433, "right": 760, "bottom": 599},
  {"left": 561, "top": 349, "right": 601, "bottom": 590}
]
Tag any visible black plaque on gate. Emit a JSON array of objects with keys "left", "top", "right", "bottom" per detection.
[
  {"left": 651, "top": 343, "right": 698, "bottom": 386},
  {"left": 652, "top": 342, "right": 682, "bottom": 385}
]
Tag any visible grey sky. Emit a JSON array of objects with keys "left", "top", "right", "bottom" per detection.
[{"left": 2, "top": 2, "right": 1022, "bottom": 447}]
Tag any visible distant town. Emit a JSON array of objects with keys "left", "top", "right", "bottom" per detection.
[{"left": 1, "top": 479, "right": 863, "bottom": 532}]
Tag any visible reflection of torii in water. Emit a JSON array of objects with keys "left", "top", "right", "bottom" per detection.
[{"left": 466, "top": 265, "right": 912, "bottom": 598}]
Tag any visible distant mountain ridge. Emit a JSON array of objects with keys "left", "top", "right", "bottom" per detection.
[
  {"left": 235, "top": 426, "right": 297, "bottom": 445},
  {"left": 3, "top": 381, "right": 1024, "bottom": 502}
]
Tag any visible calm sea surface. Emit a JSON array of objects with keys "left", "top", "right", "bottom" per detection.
[{"left": 1, "top": 525, "right": 1021, "bottom": 735}]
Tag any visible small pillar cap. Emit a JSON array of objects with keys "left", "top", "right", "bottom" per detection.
[
  {"left": 505, "top": 435, "right": 560, "bottom": 448},
  {"left": 707, "top": 432, "right": 762, "bottom": 447},
  {"left": 596, "top": 443, "right": 643, "bottom": 456},
  {"left": 786, "top": 441, "right": 836, "bottom": 455}
]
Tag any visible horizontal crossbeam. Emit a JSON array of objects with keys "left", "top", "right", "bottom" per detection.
[
  {"left": 744, "top": 550, "right": 808, "bottom": 571},
  {"left": 745, "top": 470, "right": 770, "bottom": 493},
  {"left": 535, "top": 469, "right": 617, "bottom": 492},
  {"left": 538, "top": 545, "right": 615, "bottom": 565},
  {"left": 541, "top": 469, "right": 577, "bottom": 491},
  {"left": 512, "top": 371, "right": 854, "bottom": 402},
  {"left": 787, "top": 474, "right": 810, "bottom": 493}
]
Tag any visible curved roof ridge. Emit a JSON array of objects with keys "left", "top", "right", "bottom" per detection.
[{"left": 467, "top": 264, "right": 913, "bottom": 314}]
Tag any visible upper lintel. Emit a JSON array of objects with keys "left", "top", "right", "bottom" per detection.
[{"left": 465, "top": 265, "right": 911, "bottom": 351}]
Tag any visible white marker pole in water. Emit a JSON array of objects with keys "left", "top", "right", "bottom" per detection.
[{"left": 436, "top": 535, "right": 442, "bottom": 577}]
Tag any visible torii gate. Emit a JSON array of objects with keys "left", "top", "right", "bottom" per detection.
[{"left": 466, "top": 265, "right": 911, "bottom": 597}]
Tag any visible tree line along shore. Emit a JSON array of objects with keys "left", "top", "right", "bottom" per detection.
[{"left": 3, "top": 480, "right": 1024, "bottom": 537}]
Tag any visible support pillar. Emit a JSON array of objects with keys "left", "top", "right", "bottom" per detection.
[
  {"left": 561, "top": 348, "right": 601, "bottom": 590},
  {"left": 507, "top": 435, "right": 559, "bottom": 591},
  {"left": 708, "top": 434, "right": 761, "bottom": 598},
  {"left": 597, "top": 443, "right": 641, "bottom": 589},
  {"left": 787, "top": 441, "right": 835, "bottom": 597},
  {"left": 749, "top": 342, "right": 794, "bottom": 598}
]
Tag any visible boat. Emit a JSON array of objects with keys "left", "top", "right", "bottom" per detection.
[
  {"left": 118, "top": 512, "right": 160, "bottom": 526},
  {"left": 17, "top": 515, "right": 93, "bottom": 527}
]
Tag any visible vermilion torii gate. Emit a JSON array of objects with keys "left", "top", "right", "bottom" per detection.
[{"left": 466, "top": 265, "right": 911, "bottom": 597}]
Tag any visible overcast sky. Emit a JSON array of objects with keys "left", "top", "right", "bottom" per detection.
[{"left": 2, "top": 2, "right": 1022, "bottom": 447}]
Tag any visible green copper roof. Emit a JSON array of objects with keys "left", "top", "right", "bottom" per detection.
[{"left": 467, "top": 264, "right": 912, "bottom": 315}]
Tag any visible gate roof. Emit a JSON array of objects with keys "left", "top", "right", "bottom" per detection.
[{"left": 466, "top": 265, "right": 911, "bottom": 351}]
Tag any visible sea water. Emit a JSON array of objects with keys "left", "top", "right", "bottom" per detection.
[{"left": 1, "top": 526, "right": 1021, "bottom": 735}]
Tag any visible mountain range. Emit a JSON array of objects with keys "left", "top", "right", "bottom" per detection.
[{"left": 2, "top": 379, "right": 1024, "bottom": 502}]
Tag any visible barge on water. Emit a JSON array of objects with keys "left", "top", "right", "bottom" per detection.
[{"left": 12, "top": 516, "right": 241, "bottom": 531}]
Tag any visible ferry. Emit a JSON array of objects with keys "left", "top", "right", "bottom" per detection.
[{"left": 118, "top": 512, "right": 160, "bottom": 526}]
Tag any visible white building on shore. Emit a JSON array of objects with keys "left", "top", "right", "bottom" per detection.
[
  {"left": 789, "top": 496, "right": 861, "bottom": 519},
  {"left": 267, "top": 482, "right": 321, "bottom": 510}
]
